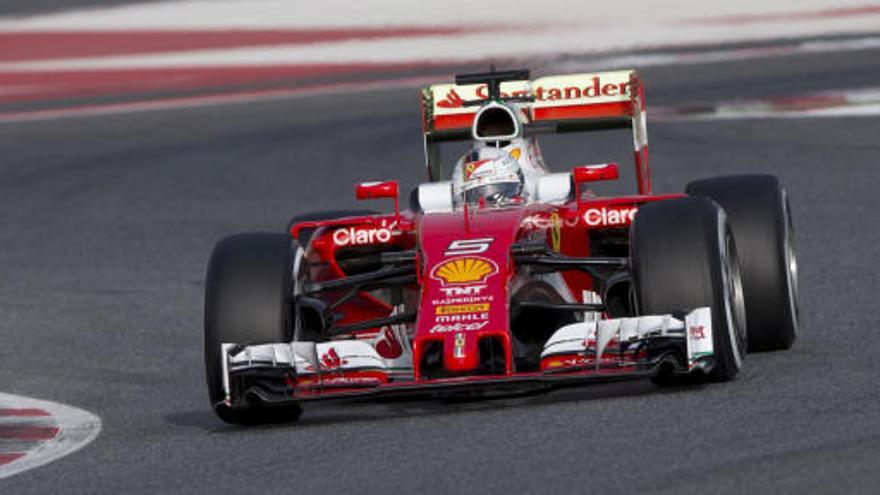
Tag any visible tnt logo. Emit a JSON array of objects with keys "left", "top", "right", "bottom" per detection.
[
  {"left": 439, "top": 285, "right": 486, "bottom": 297},
  {"left": 689, "top": 325, "right": 707, "bottom": 340}
]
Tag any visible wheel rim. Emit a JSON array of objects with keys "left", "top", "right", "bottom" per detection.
[
  {"left": 725, "top": 232, "right": 748, "bottom": 352},
  {"left": 291, "top": 244, "right": 305, "bottom": 342},
  {"left": 718, "top": 213, "right": 746, "bottom": 369},
  {"left": 782, "top": 191, "right": 800, "bottom": 335}
]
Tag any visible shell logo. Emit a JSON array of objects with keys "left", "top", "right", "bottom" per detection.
[{"left": 431, "top": 257, "right": 498, "bottom": 285}]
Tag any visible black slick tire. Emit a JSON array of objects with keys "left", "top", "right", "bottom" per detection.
[
  {"left": 204, "top": 232, "right": 301, "bottom": 424},
  {"left": 630, "top": 197, "right": 748, "bottom": 383},
  {"left": 686, "top": 175, "right": 799, "bottom": 352}
]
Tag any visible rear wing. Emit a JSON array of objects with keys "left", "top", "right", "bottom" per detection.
[{"left": 421, "top": 70, "right": 651, "bottom": 194}]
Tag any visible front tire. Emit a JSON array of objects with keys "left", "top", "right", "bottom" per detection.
[
  {"left": 686, "top": 175, "right": 799, "bottom": 352},
  {"left": 631, "top": 197, "right": 747, "bottom": 382},
  {"left": 204, "top": 232, "right": 301, "bottom": 424}
]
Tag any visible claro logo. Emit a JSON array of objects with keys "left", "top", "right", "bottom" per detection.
[
  {"left": 582, "top": 207, "right": 638, "bottom": 227},
  {"left": 332, "top": 220, "right": 398, "bottom": 247}
]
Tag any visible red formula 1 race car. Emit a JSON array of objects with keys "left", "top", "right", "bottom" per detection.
[{"left": 204, "top": 69, "right": 799, "bottom": 424}]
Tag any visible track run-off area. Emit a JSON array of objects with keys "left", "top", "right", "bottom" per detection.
[
  {"left": 0, "top": 393, "right": 100, "bottom": 480},
  {"left": 1, "top": 0, "right": 880, "bottom": 492}
]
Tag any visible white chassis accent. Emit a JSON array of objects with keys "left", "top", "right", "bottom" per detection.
[
  {"left": 222, "top": 308, "right": 713, "bottom": 399},
  {"left": 541, "top": 307, "right": 714, "bottom": 371},
  {"left": 223, "top": 324, "right": 413, "bottom": 399}
]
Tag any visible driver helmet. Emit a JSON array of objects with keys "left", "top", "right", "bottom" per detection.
[{"left": 458, "top": 144, "right": 525, "bottom": 206}]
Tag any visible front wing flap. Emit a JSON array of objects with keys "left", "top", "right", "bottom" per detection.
[
  {"left": 218, "top": 308, "right": 714, "bottom": 408},
  {"left": 540, "top": 307, "right": 713, "bottom": 372}
]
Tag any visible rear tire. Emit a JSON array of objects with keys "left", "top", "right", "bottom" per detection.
[
  {"left": 686, "top": 175, "right": 798, "bottom": 352},
  {"left": 204, "top": 232, "right": 302, "bottom": 424},
  {"left": 630, "top": 197, "right": 747, "bottom": 383}
]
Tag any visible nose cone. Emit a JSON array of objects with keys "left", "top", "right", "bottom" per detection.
[
  {"left": 413, "top": 208, "right": 527, "bottom": 378},
  {"left": 444, "top": 332, "right": 480, "bottom": 372}
]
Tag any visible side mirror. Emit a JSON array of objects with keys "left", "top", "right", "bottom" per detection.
[
  {"left": 571, "top": 163, "right": 619, "bottom": 205},
  {"left": 356, "top": 180, "right": 400, "bottom": 218},
  {"left": 572, "top": 163, "right": 619, "bottom": 183}
]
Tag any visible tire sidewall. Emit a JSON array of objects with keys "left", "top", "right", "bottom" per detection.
[
  {"left": 631, "top": 197, "right": 745, "bottom": 381},
  {"left": 203, "top": 233, "right": 295, "bottom": 407},
  {"left": 714, "top": 211, "right": 746, "bottom": 374},
  {"left": 686, "top": 174, "right": 798, "bottom": 351}
]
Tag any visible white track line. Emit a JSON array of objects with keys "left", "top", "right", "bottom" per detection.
[
  {"left": 0, "top": 393, "right": 100, "bottom": 480},
  {"left": 659, "top": 86, "right": 880, "bottom": 120},
  {"left": 2, "top": 1, "right": 880, "bottom": 123},
  {"left": 669, "top": 103, "right": 880, "bottom": 120},
  {"left": 0, "top": 74, "right": 441, "bottom": 125},
  {"left": 557, "top": 37, "right": 880, "bottom": 72},
  {"left": 3, "top": 22, "right": 880, "bottom": 72},
  {"left": 4, "top": 70, "right": 880, "bottom": 126},
  {"left": 0, "top": 0, "right": 872, "bottom": 29},
  {"left": 2, "top": 1, "right": 880, "bottom": 70}
]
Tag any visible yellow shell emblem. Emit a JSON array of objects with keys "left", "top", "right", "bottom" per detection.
[{"left": 431, "top": 257, "right": 497, "bottom": 285}]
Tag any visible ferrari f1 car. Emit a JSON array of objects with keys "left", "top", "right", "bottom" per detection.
[{"left": 204, "top": 69, "right": 799, "bottom": 423}]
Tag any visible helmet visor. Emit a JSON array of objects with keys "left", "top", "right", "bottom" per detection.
[{"left": 464, "top": 182, "right": 522, "bottom": 205}]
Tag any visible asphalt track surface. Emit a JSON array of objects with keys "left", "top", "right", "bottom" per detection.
[{"left": 1, "top": 47, "right": 880, "bottom": 494}]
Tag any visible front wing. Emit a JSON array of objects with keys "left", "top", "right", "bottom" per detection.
[{"left": 218, "top": 308, "right": 713, "bottom": 408}]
